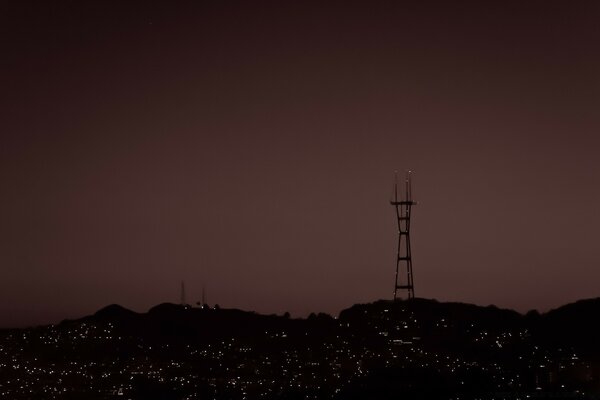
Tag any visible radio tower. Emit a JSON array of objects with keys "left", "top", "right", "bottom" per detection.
[{"left": 391, "top": 171, "right": 416, "bottom": 300}]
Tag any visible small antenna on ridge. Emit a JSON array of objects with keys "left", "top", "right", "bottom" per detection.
[{"left": 180, "top": 280, "right": 186, "bottom": 306}]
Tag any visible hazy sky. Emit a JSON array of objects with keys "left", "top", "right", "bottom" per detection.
[{"left": 2, "top": 1, "right": 600, "bottom": 327}]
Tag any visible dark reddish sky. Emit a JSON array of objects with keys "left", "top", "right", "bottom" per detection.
[{"left": 2, "top": 1, "right": 600, "bottom": 327}]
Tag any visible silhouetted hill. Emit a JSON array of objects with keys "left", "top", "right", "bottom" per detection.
[
  {"left": 7, "top": 298, "right": 600, "bottom": 399},
  {"left": 55, "top": 297, "right": 600, "bottom": 360},
  {"left": 61, "top": 298, "right": 600, "bottom": 346},
  {"left": 93, "top": 304, "right": 140, "bottom": 320},
  {"left": 536, "top": 298, "right": 600, "bottom": 360},
  {"left": 61, "top": 302, "right": 337, "bottom": 348},
  {"left": 339, "top": 298, "right": 523, "bottom": 329}
]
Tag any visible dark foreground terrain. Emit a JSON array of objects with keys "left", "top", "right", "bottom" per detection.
[{"left": 2, "top": 298, "right": 600, "bottom": 399}]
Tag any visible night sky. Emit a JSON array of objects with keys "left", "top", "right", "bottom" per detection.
[{"left": 2, "top": 1, "right": 600, "bottom": 327}]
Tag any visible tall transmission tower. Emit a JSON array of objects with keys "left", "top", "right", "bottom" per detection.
[{"left": 391, "top": 171, "right": 416, "bottom": 300}]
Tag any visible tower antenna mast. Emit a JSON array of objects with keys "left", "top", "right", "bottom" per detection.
[{"left": 390, "top": 171, "right": 416, "bottom": 300}]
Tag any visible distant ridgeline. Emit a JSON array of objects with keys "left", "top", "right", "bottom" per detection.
[{"left": 2, "top": 298, "right": 600, "bottom": 399}]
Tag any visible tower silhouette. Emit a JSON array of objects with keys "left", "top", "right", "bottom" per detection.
[{"left": 391, "top": 171, "right": 416, "bottom": 300}]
